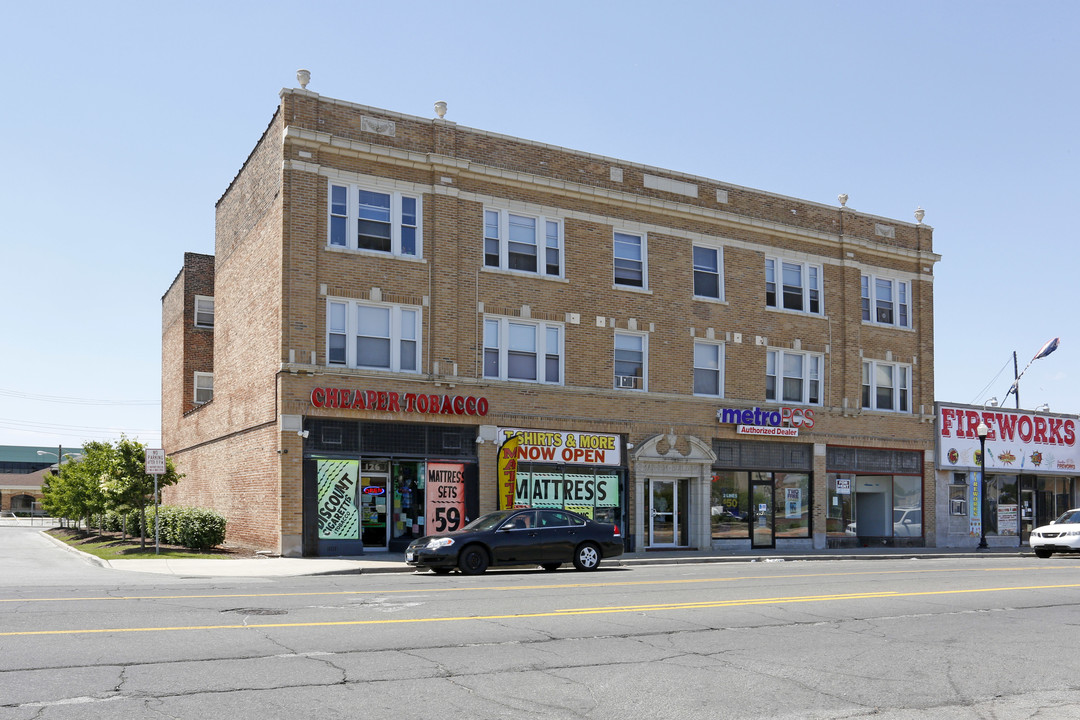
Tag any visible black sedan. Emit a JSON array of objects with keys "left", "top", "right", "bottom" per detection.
[{"left": 405, "top": 508, "right": 624, "bottom": 575}]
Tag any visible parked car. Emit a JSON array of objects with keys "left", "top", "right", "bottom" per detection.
[
  {"left": 405, "top": 508, "right": 623, "bottom": 575},
  {"left": 1029, "top": 508, "right": 1080, "bottom": 558}
]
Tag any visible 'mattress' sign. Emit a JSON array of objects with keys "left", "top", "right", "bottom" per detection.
[
  {"left": 497, "top": 428, "right": 622, "bottom": 467},
  {"left": 717, "top": 406, "right": 815, "bottom": 436},
  {"left": 937, "top": 404, "right": 1078, "bottom": 474},
  {"left": 311, "top": 387, "right": 489, "bottom": 416}
]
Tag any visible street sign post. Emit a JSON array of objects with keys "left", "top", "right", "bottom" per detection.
[{"left": 145, "top": 449, "right": 166, "bottom": 554}]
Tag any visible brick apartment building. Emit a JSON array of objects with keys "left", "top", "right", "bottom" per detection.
[{"left": 162, "top": 74, "right": 940, "bottom": 557}]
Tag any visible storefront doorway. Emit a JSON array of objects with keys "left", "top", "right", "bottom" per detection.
[
  {"left": 360, "top": 461, "right": 390, "bottom": 548},
  {"left": 751, "top": 477, "right": 775, "bottom": 549},
  {"left": 647, "top": 478, "right": 688, "bottom": 547}
]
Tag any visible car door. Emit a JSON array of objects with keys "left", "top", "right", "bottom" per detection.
[
  {"left": 534, "top": 510, "right": 578, "bottom": 562},
  {"left": 490, "top": 511, "right": 540, "bottom": 564}
]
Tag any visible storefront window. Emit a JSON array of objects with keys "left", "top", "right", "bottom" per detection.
[
  {"left": 514, "top": 464, "right": 621, "bottom": 524},
  {"left": 316, "top": 458, "right": 360, "bottom": 541},
  {"left": 711, "top": 471, "right": 749, "bottom": 539},
  {"left": 984, "top": 475, "right": 1018, "bottom": 536},
  {"left": 775, "top": 473, "right": 809, "bottom": 537},
  {"left": 826, "top": 474, "right": 854, "bottom": 535},
  {"left": 892, "top": 475, "right": 923, "bottom": 538},
  {"left": 391, "top": 461, "right": 425, "bottom": 542},
  {"left": 1036, "top": 477, "right": 1075, "bottom": 529}
]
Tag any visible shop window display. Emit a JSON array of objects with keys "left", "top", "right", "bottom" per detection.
[
  {"left": 775, "top": 473, "right": 810, "bottom": 538},
  {"left": 711, "top": 471, "right": 749, "bottom": 539}
]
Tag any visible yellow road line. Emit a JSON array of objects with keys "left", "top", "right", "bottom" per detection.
[{"left": 3, "top": 583, "right": 1079, "bottom": 637}]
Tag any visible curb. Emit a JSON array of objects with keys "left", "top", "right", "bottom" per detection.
[{"left": 39, "top": 529, "right": 110, "bottom": 569}]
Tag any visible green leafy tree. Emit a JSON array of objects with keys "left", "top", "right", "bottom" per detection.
[
  {"left": 40, "top": 442, "right": 112, "bottom": 531},
  {"left": 103, "top": 436, "right": 183, "bottom": 549}
]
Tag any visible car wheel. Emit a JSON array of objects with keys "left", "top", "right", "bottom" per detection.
[
  {"left": 573, "top": 542, "right": 600, "bottom": 571},
  {"left": 458, "top": 545, "right": 489, "bottom": 575},
  {"left": 540, "top": 563, "right": 561, "bottom": 572},
  {"left": 1034, "top": 548, "right": 1053, "bottom": 559},
  {"left": 431, "top": 567, "right": 453, "bottom": 575}
]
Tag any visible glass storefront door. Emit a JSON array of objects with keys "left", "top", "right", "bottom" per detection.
[
  {"left": 647, "top": 479, "right": 689, "bottom": 547},
  {"left": 751, "top": 477, "right": 775, "bottom": 548},
  {"left": 360, "top": 464, "right": 390, "bottom": 549}
]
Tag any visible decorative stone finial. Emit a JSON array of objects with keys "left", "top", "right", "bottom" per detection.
[
  {"left": 838, "top": 193, "right": 848, "bottom": 207},
  {"left": 915, "top": 206, "right": 925, "bottom": 224},
  {"left": 434, "top": 101, "right": 447, "bottom": 119},
  {"left": 297, "top": 69, "right": 311, "bottom": 89}
]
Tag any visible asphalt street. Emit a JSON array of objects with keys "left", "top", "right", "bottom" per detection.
[{"left": 3, "top": 526, "right": 1080, "bottom": 719}]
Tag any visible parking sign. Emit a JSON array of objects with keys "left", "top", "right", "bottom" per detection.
[{"left": 145, "top": 448, "right": 166, "bottom": 475}]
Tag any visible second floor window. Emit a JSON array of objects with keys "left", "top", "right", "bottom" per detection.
[
  {"left": 329, "top": 182, "right": 420, "bottom": 257},
  {"left": 194, "top": 296, "right": 214, "bottom": 328},
  {"left": 693, "top": 246, "right": 722, "bottom": 300},
  {"left": 614, "top": 332, "right": 647, "bottom": 390},
  {"left": 862, "top": 275, "right": 911, "bottom": 328},
  {"left": 693, "top": 341, "right": 724, "bottom": 396},
  {"left": 194, "top": 372, "right": 213, "bottom": 405},
  {"left": 766, "top": 349, "right": 822, "bottom": 405},
  {"left": 484, "top": 208, "right": 562, "bottom": 277},
  {"left": 327, "top": 299, "right": 420, "bottom": 373},
  {"left": 483, "top": 317, "right": 562, "bottom": 383},
  {"left": 766, "top": 258, "right": 822, "bottom": 315},
  {"left": 862, "top": 360, "right": 911, "bottom": 412},
  {"left": 614, "top": 231, "right": 646, "bottom": 288}
]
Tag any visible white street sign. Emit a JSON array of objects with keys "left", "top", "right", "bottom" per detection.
[{"left": 145, "top": 448, "right": 166, "bottom": 475}]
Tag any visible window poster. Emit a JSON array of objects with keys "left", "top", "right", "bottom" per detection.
[
  {"left": 317, "top": 459, "right": 359, "bottom": 540},
  {"left": 785, "top": 488, "right": 802, "bottom": 519},
  {"left": 425, "top": 462, "right": 466, "bottom": 534}
]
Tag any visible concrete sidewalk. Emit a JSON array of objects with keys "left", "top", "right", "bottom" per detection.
[{"left": 41, "top": 530, "right": 1034, "bottom": 578}]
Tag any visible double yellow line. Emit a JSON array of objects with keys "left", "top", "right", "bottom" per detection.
[{"left": 4, "top": 582, "right": 1079, "bottom": 637}]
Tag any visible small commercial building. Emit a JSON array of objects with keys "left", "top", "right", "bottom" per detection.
[
  {"left": 162, "top": 76, "right": 940, "bottom": 556},
  {"left": 934, "top": 403, "right": 1079, "bottom": 547}
]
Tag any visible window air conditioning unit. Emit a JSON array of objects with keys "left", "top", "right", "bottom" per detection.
[{"left": 616, "top": 375, "right": 638, "bottom": 389}]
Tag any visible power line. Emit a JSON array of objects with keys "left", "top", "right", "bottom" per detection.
[{"left": 0, "top": 388, "right": 159, "bottom": 406}]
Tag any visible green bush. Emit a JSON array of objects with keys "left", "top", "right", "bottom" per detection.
[{"left": 153, "top": 506, "right": 227, "bottom": 549}]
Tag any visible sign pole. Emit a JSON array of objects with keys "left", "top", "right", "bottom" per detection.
[{"left": 154, "top": 473, "right": 160, "bottom": 555}]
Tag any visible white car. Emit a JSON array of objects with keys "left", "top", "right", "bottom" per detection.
[{"left": 1029, "top": 508, "right": 1080, "bottom": 558}]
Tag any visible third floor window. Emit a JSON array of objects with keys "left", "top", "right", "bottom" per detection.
[
  {"left": 766, "top": 257, "right": 822, "bottom": 315},
  {"left": 329, "top": 182, "right": 421, "bottom": 258},
  {"left": 484, "top": 208, "right": 562, "bottom": 277}
]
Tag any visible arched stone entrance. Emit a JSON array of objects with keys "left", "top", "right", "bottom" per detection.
[{"left": 631, "top": 433, "right": 716, "bottom": 550}]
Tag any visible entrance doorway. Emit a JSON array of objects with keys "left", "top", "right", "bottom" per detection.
[
  {"left": 751, "top": 477, "right": 775, "bottom": 549},
  {"left": 360, "top": 461, "right": 390, "bottom": 549},
  {"left": 647, "top": 478, "right": 688, "bottom": 547}
]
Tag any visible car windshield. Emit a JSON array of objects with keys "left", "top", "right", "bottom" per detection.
[
  {"left": 1053, "top": 510, "right": 1080, "bottom": 524},
  {"left": 461, "top": 510, "right": 516, "bottom": 532}
]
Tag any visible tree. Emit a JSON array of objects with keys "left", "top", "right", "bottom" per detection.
[
  {"left": 40, "top": 442, "right": 112, "bottom": 531},
  {"left": 103, "top": 436, "right": 183, "bottom": 549}
]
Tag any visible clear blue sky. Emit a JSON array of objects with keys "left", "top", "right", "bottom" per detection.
[{"left": 1, "top": 0, "right": 1075, "bottom": 448}]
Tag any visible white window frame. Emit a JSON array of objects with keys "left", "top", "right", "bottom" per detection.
[
  {"left": 765, "top": 256, "right": 823, "bottom": 315},
  {"left": 692, "top": 245, "right": 724, "bottom": 300},
  {"left": 194, "top": 372, "right": 213, "bottom": 405},
  {"left": 482, "top": 316, "right": 563, "bottom": 384},
  {"left": 325, "top": 299, "right": 422, "bottom": 373},
  {"left": 327, "top": 180, "right": 422, "bottom": 258},
  {"left": 614, "top": 331, "right": 648, "bottom": 390},
  {"left": 613, "top": 230, "right": 648, "bottom": 289},
  {"left": 861, "top": 274, "right": 911, "bottom": 329},
  {"left": 483, "top": 207, "right": 563, "bottom": 277},
  {"left": 194, "top": 295, "right": 214, "bottom": 328},
  {"left": 766, "top": 349, "right": 823, "bottom": 405},
  {"left": 862, "top": 360, "right": 912, "bottom": 413},
  {"left": 693, "top": 341, "right": 724, "bottom": 397}
]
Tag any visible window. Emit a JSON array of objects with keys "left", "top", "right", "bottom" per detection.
[
  {"left": 861, "top": 274, "right": 911, "bottom": 328},
  {"left": 194, "top": 296, "right": 214, "bottom": 328},
  {"left": 328, "top": 181, "right": 421, "bottom": 257},
  {"left": 614, "top": 332, "right": 646, "bottom": 390},
  {"left": 326, "top": 299, "right": 421, "bottom": 373},
  {"left": 766, "top": 257, "right": 822, "bottom": 314},
  {"left": 483, "top": 317, "right": 562, "bottom": 384},
  {"left": 614, "top": 231, "right": 646, "bottom": 288},
  {"left": 766, "top": 349, "right": 822, "bottom": 405},
  {"left": 693, "top": 341, "right": 724, "bottom": 396},
  {"left": 862, "top": 360, "right": 911, "bottom": 412},
  {"left": 483, "top": 208, "right": 562, "bottom": 277},
  {"left": 693, "top": 245, "right": 722, "bottom": 299},
  {"left": 194, "top": 372, "right": 213, "bottom": 405}
]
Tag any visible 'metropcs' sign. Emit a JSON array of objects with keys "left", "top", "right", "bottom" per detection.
[{"left": 717, "top": 406, "right": 815, "bottom": 437}]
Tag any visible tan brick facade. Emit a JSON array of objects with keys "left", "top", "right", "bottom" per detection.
[{"left": 163, "top": 88, "right": 940, "bottom": 556}]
